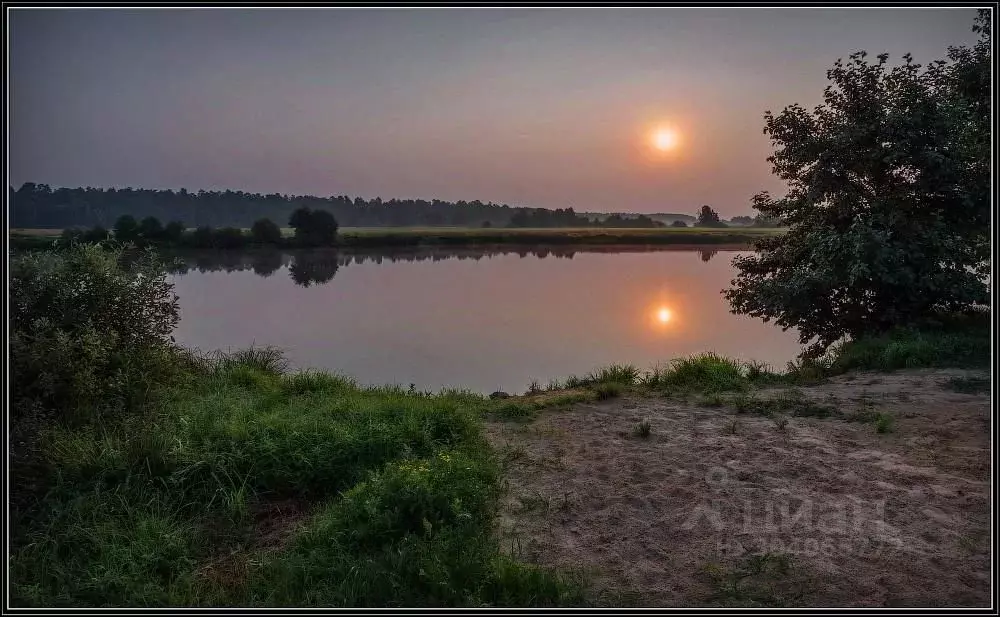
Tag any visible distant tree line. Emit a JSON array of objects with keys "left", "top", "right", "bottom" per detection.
[
  {"left": 15, "top": 184, "right": 651, "bottom": 230},
  {"left": 15, "top": 182, "right": 787, "bottom": 232},
  {"left": 61, "top": 207, "right": 339, "bottom": 249},
  {"left": 505, "top": 207, "right": 664, "bottom": 228}
]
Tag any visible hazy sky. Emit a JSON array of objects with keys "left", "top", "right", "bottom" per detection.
[{"left": 10, "top": 7, "right": 980, "bottom": 215}]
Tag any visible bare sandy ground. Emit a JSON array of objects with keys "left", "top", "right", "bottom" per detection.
[{"left": 486, "top": 369, "right": 992, "bottom": 607}]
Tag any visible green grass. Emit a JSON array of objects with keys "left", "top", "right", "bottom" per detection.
[
  {"left": 730, "top": 389, "right": 835, "bottom": 419},
  {"left": 873, "top": 411, "right": 895, "bottom": 434},
  {"left": 639, "top": 353, "right": 786, "bottom": 394},
  {"left": 586, "top": 363, "right": 641, "bottom": 386},
  {"left": 822, "top": 313, "right": 990, "bottom": 373},
  {"left": 10, "top": 349, "right": 582, "bottom": 608},
  {"left": 632, "top": 419, "right": 652, "bottom": 438},
  {"left": 701, "top": 552, "right": 813, "bottom": 607},
  {"left": 485, "top": 390, "right": 596, "bottom": 422},
  {"left": 591, "top": 382, "right": 624, "bottom": 400}
]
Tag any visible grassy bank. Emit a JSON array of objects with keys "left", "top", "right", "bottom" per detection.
[
  {"left": 494, "top": 313, "right": 991, "bottom": 419},
  {"left": 11, "top": 313, "right": 989, "bottom": 606},
  {"left": 10, "top": 226, "right": 783, "bottom": 251},
  {"left": 10, "top": 348, "right": 584, "bottom": 608}
]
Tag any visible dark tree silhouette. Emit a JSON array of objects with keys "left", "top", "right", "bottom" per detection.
[
  {"left": 138, "top": 216, "right": 164, "bottom": 240},
  {"left": 191, "top": 226, "right": 215, "bottom": 248},
  {"left": 695, "top": 205, "right": 726, "bottom": 228},
  {"left": 288, "top": 208, "right": 338, "bottom": 247},
  {"left": 250, "top": 218, "right": 283, "bottom": 244},
  {"left": 114, "top": 215, "right": 140, "bottom": 242},
  {"left": 163, "top": 221, "right": 186, "bottom": 243}
]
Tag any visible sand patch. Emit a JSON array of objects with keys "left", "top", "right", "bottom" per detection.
[{"left": 488, "top": 369, "right": 991, "bottom": 607}]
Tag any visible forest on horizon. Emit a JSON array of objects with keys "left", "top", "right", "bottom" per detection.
[{"left": 10, "top": 183, "right": 718, "bottom": 229}]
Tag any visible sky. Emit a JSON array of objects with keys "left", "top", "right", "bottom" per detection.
[{"left": 9, "top": 7, "right": 982, "bottom": 216}]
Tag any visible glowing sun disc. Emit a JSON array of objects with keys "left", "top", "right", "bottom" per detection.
[
  {"left": 653, "top": 129, "right": 677, "bottom": 151},
  {"left": 657, "top": 308, "right": 672, "bottom": 323}
]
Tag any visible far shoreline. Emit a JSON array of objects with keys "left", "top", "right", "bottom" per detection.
[{"left": 9, "top": 226, "right": 782, "bottom": 251}]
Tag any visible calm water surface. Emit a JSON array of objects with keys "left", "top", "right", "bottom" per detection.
[{"left": 169, "top": 247, "right": 802, "bottom": 393}]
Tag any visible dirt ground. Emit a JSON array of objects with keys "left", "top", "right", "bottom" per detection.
[{"left": 486, "top": 369, "right": 992, "bottom": 607}]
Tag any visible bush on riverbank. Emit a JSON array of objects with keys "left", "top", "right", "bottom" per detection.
[
  {"left": 10, "top": 245, "right": 183, "bottom": 421},
  {"left": 9, "top": 247, "right": 581, "bottom": 608}
]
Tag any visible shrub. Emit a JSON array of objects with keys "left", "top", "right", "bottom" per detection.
[
  {"left": 213, "top": 227, "right": 247, "bottom": 249},
  {"left": 10, "top": 245, "right": 181, "bottom": 419},
  {"left": 60, "top": 227, "right": 85, "bottom": 244},
  {"left": 162, "top": 221, "right": 185, "bottom": 244},
  {"left": 190, "top": 226, "right": 215, "bottom": 248},
  {"left": 83, "top": 226, "right": 110, "bottom": 243},
  {"left": 138, "top": 216, "right": 164, "bottom": 241},
  {"left": 113, "top": 215, "right": 140, "bottom": 242},
  {"left": 250, "top": 218, "right": 283, "bottom": 245}
]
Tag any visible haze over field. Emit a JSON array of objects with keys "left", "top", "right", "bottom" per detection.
[{"left": 10, "top": 7, "right": 979, "bottom": 215}]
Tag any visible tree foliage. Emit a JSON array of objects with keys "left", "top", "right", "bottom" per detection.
[
  {"left": 725, "top": 10, "right": 991, "bottom": 356},
  {"left": 250, "top": 218, "right": 283, "bottom": 244},
  {"left": 289, "top": 207, "right": 339, "bottom": 247},
  {"left": 695, "top": 205, "right": 726, "bottom": 227},
  {"left": 11, "top": 245, "right": 181, "bottom": 418},
  {"left": 138, "top": 216, "right": 164, "bottom": 240},
  {"left": 163, "top": 221, "right": 186, "bottom": 243},
  {"left": 113, "top": 215, "right": 139, "bottom": 242},
  {"left": 12, "top": 182, "right": 672, "bottom": 230}
]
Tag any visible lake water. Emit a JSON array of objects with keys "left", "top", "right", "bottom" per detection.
[{"left": 169, "top": 247, "right": 803, "bottom": 394}]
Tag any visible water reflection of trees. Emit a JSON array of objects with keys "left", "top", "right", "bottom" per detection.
[
  {"left": 289, "top": 250, "right": 341, "bottom": 287},
  {"left": 165, "top": 246, "right": 724, "bottom": 287}
]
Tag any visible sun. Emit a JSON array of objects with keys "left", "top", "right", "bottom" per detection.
[
  {"left": 656, "top": 307, "right": 672, "bottom": 323},
  {"left": 653, "top": 128, "right": 678, "bottom": 151}
]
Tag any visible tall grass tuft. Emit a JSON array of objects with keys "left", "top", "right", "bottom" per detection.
[
  {"left": 215, "top": 345, "right": 289, "bottom": 375},
  {"left": 645, "top": 353, "right": 749, "bottom": 393},
  {"left": 586, "top": 363, "right": 640, "bottom": 386}
]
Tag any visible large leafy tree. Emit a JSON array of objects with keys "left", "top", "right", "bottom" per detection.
[
  {"left": 695, "top": 205, "right": 725, "bottom": 227},
  {"left": 288, "top": 207, "right": 339, "bottom": 247},
  {"left": 725, "top": 11, "right": 991, "bottom": 356}
]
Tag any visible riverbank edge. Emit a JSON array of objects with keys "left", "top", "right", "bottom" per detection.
[{"left": 9, "top": 227, "right": 783, "bottom": 251}]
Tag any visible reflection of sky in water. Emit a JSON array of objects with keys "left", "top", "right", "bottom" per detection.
[{"left": 170, "top": 248, "right": 802, "bottom": 394}]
